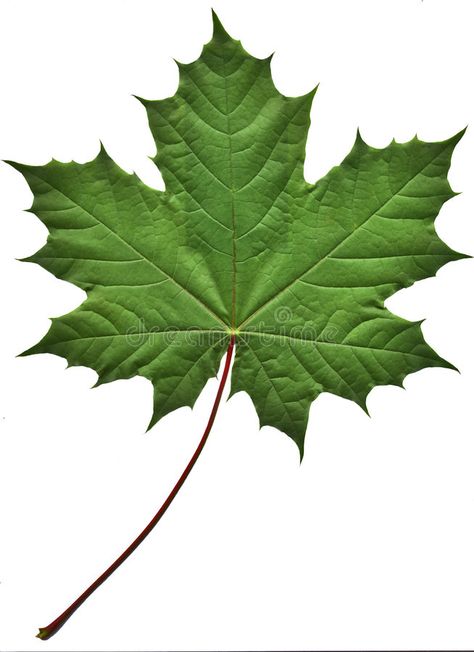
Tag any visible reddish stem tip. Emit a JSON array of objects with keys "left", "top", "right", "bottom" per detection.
[{"left": 36, "top": 628, "right": 51, "bottom": 640}]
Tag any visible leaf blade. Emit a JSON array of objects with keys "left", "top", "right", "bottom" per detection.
[{"left": 13, "top": 11, "right": 466, "bottom": 452}]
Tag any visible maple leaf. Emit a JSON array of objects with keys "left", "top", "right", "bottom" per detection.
[
  {"left": 13, "top": 13, "right": 464, "bottom": 453},
  {"left": 10, "top": 11, "right": 465, "bottom": 639}
]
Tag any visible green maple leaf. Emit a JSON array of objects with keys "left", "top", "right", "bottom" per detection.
[
  {"left": 10, "top": 11, "right": 467, "bottom": 639},
  {"left": 12, "top": 13, "right": 465, "bottom": 458}
]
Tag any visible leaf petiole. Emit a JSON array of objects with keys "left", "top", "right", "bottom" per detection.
[{"left": 36, "top": 335, "right": 235, "bottom": 640}]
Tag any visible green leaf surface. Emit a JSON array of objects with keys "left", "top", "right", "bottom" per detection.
[{"left": 12, "top": 12, "right": 465, "bottom": 455}]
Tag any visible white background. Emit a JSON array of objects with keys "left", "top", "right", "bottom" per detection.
[{"left": 0, "top": 0, "right": 473, "bottom": 650}]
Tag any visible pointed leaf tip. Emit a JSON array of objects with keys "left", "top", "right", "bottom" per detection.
[
  {"left": 449, "top": 125, "right": 467, "bottom": 146},
  {"left": 354, "top": 128, "right": 365, "bottom": 146},
  {"left": 297, "top": 442, "right": 305, "bottom": 463},
  {"left": 211, "top": 9, "right": 231, "bottom": 41}
]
